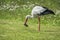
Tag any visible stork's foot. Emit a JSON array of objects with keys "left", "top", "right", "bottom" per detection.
[{"left": 24, "top": 24, "right": 28, "bottom": 27}]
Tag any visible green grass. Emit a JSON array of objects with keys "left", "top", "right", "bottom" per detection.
[
  {"left": 0, "top": 19, "right": 60, "bottom": 40},
  {"left": 0, "top": 0, "right": 60, "bottom": 40}
]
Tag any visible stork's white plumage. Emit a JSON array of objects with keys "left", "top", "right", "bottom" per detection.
[
  {"left": 24, "top": 6, "right": 55, "bottom": 31},
  {"left": 26, "top": 6, "right": 46, "bottom": 19}
]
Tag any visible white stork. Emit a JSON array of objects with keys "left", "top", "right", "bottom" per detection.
[{"left": 24, "top": 6, "right": 55, "bottom": 31}]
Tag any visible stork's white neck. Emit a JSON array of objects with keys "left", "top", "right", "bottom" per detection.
[{"left": 26, "top": 15, "right": 33, "bottom": 19}]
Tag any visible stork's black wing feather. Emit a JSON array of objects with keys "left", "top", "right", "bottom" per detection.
[{"left": 40, "top": 9, "right": 55, "bottom": 15}]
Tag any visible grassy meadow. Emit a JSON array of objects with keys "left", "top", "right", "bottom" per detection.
[{"left": 0, "top": 0, "right": 60, "bottom": 40}]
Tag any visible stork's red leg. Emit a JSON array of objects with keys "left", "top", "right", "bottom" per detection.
[{"left": 38, "top": 16, "right": 40, "bottom": 31}]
